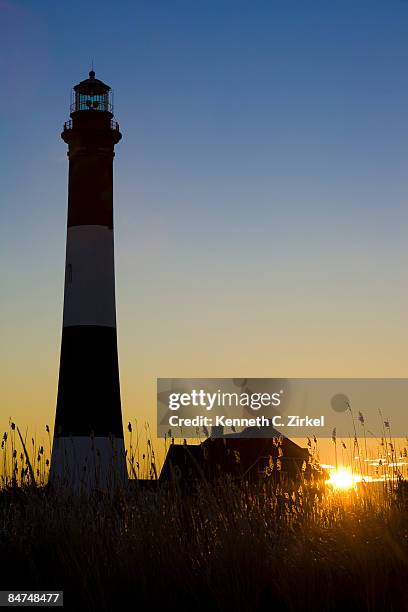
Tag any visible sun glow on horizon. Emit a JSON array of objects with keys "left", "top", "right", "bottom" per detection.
[{"left": 326, "top": 467, "right": 359, "bottom": 490}]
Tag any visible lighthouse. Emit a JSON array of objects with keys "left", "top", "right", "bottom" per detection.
[{"left": 50, "top": 71, "right": 127, "bottom": 490}]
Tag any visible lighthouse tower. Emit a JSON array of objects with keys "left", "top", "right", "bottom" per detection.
[{"left": 50, "top": 71, "right": 127, "bottom": 490}]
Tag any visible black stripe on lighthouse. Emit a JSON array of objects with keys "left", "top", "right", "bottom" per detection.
[{"left": 55, "top": 326, "right": 122, "bottom": 437}]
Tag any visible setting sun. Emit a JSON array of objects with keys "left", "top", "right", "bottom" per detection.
[{"left": 327, "top": 468, "right": 356, "bottom": 490}]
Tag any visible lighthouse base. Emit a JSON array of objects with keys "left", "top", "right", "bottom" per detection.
[{"left": 49, "top": 436, "right": 128, "bottom": 492}]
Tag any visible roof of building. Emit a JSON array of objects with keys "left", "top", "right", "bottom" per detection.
[{"left": 160, "top": 434, "right": 309, "bottom": 483}]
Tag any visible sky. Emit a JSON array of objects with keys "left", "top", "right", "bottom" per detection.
[{"left": 1, "top": 0, "right": 408, "bottom": 461}]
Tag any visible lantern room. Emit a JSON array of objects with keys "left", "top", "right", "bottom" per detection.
[{"left": 71, "top": 70, "right": 113, "bottom": 114}]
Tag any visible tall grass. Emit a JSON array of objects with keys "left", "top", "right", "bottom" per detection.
[
  {"left": 1, "top": 421, "right": 408, "bottom": 611},
  {"left": 1, "top": 475, "right": 408, "bottom": 611}
]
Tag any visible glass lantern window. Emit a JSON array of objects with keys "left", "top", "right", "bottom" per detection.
[{"left": 75, "top": 92, "right": 110, "bottom": 111}]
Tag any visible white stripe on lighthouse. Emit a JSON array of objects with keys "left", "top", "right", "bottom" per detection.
[
  {"left": 51, "top": 436, "right": 127, "bottom": 490},
  {"left": 63, "top": 225, "right": 117, "bottom": 328}
]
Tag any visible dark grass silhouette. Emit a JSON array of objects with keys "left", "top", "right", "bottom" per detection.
[
  {"left": 2, "top": 423, "right": 408, "bottom": 611},
  {"left": 1, "top": 478, "right": 408, "bottom": 612}
]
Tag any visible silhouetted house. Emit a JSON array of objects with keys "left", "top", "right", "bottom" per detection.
[{"left": 160, "top": 428, "right": 311, "bottom": 485}]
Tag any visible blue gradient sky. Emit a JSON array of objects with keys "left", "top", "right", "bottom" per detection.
[{"left": 1, "top": 0, "right": 408, "bottom": 446}]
